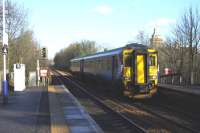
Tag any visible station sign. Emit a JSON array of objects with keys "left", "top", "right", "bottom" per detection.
[
  {"left": 40, "top": 69, "right": 48, "bottom": 77},
  {"left": 3, "top": 32, "right": 8, "bottom": 46}
]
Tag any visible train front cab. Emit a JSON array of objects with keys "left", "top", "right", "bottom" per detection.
[{"left": 122, "top": 48, "right": 158, "bottom": 98}]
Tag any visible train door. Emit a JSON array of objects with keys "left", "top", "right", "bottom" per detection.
[
  {"left": 123, "top": 49, "right": 134, "bottom": 84},
  {"left": 135, "top": 54, "right": 147, "bottom": 84},
  {"left": 112, "top": 55, "right": 118, "bottom": 80},
  {"left": 148, "top": 49, "right": 158, "bottom": 85}
]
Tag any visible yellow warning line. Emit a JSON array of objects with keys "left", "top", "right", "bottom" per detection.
[{"left": 48, "top": 86, "right": 70, "bottom": 133}]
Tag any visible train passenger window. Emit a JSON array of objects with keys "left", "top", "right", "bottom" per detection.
[
  {"left": 100, "top": 58, "right": 103, "bottom": 69},
  {"left": 124, "top": 55, "right": 132, "bottom": 67},
  {"left": 108, "top": 57, "right": 112, "bottom": 69},
  {"left": 107, "top": 58, "right": 110, "bottom": 69},
  {"left": 105, "top": 58, "right": 108, "bottom": 70},
  {"left": 149, "top": 56, "right": 156, "bottom": 66},
  {"left": 111, "top": 56, "right": 118, "bottom": 70},
  {"left": 103, "top": 58, "right": 106, "bottom": 70},
  {"left": 92, "top": 61, "right": 94, "bottom": 68},
  {"left": 114, "top": 56, "right": 118, "bottom": 68}
]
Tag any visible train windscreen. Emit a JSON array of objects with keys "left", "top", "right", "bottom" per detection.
[{"left": 149, "top": 55, "right": 156, "bottom": 66}]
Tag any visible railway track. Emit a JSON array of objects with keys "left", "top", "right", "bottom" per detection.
[
  {"left": 141, "top": 98, "right": 200, "bottom": 126},
  {"left": 154, "top": 89, "right": 200, "bottom": 121},
  {"left": 109, "top": 89, "right": 200, "bottom": 132},
  {"left": 52, "top": 70, "right": 146, "bottom": 133},
  {"left": 56, "top": 70, "right": 200, "bottom": 133},
  {"left": 113, "top": 99, "right": 199, "bottom": 133}
]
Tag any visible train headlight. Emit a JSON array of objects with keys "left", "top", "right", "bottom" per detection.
[
  {"left": 150, "top": 75, "right": 157, "bottom": 79},
  {"left": 124, "top": 77, "right": 131, "bottom": 80},
  {"left": 152, "top": 75, "right": 157, "bottom": 79}
]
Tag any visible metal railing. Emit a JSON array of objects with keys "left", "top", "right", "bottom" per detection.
[{"left": 159, "top": 73, "right": 185, "bottom": 85}]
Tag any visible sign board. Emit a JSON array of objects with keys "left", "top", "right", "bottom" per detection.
[
  {"left": 164, "top": 68, "right": 172, "bottom": 75},
  {"left": 3, "top": 32, "right": 8, "bottom": 46},
  {"left": 40, "top": 69, "right": 48, "bottom": 77},
  {"left": 14, "top": 64, "right": 26, "bottom": 91}
]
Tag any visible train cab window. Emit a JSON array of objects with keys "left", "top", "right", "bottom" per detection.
[
  {"left": 149, "top": 55, "right": 156, "bottom": 66},
  {"left": 124, "top": 55, "right": 132, "bottom": 67}
]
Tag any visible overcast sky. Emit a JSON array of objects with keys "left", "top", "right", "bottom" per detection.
[{"left": 17, "top": 0, "right": 200, "bottom": 59}]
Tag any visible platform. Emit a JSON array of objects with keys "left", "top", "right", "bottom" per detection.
[
  {"left": 48, "top": 85, "right": 103, "bottom": 133},
  {"left": 0, "top": 87, "right": 47, "bottom": 133},
  {"left": 158, "top": 83, "right": 200, "bottom": 96}
]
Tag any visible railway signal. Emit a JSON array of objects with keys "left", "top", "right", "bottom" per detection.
[{"left": 41, "top": 47, "right": 47, "bottom": 58}]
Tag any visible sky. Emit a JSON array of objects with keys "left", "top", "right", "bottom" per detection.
[{"left": 16, "top": 0, "right": 200, "bottom": 59}]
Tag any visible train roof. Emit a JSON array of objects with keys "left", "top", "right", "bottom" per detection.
[{"left": 71, "top": 43, "right": 149, "bottom": 61}]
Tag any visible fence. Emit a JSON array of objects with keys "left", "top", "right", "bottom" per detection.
[{"left": 159, "top": 73, "right": 187, "bottom": 85}]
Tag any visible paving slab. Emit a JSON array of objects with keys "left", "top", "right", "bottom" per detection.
[
  {"left": 0, "top": 87, "right": 42, "bottom": 133},
  {"left": 49, "top": 85, "right": 103, "bottom": 133},
  {"left": 48, "top": 86, "right": 70, "bottom": 133}
]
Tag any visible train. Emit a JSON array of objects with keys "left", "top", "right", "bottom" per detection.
[{"left": 70, "top": 43, "right": 158, "bottom": 98}]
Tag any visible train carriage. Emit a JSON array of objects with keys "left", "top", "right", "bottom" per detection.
[{"left": 70, "top": 43, "right": 158, "bottom": 98}]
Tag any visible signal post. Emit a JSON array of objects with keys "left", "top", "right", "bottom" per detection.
[
  {"left": 37, "top": 47, "right": 48, "bottom": 86},
  {"left": 2, "top": 0, "right": 8, "bottom": 104}
]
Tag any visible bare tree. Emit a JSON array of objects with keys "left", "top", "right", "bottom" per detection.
[
  {"left": 0, "top": 0, "right": 28, "bottom": 40},
  {"left": 136, "top": 30, "right": 149, "bottom": 45},
  {"left": 54, "top": 40, "right": 99, "bottom": 69},
  {"left": 0, "top": 0, "right": 28, "bottom": 71},
  {"left": 9, "top": 30, "right": 40, "bottom": 72},
  {"left": 174, "top": 7, "right": 200, "bottom": 84}
]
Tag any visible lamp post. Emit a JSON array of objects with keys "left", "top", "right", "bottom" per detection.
[{"left": 2, "top": 0, "right": 8, "bottom": 104}]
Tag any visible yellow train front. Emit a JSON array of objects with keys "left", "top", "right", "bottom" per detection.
[
  {"left": 70, "top": 43, "right": 158, "bottom": 99},
  {"left": 122, "top": 45, "right": 158, "bottom": 98}
]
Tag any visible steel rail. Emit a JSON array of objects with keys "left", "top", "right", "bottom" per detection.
[{"left": 53, "top": 70, "right": 147, "bottom": 133}]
